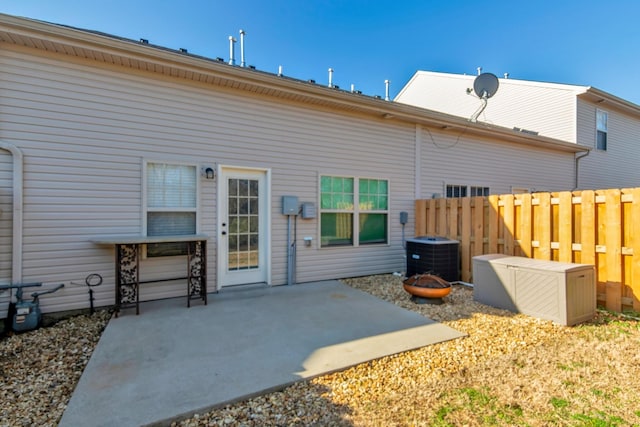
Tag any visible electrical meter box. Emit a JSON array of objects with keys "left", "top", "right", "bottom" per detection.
[
  {"left": 301, "top": 202, "right": 316, "bottom": 219},
  {"left": 400, "top": 211, "right": 408, "bottom": 224},
  {"left": 282, "top": 196, "right": 299, "bottom": 215}
]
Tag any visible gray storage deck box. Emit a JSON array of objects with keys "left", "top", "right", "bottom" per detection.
[{"left": 472, "top": 254, "right": 596, "bottom": 326}]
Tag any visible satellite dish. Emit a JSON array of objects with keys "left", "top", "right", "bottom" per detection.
[
  {"left": 473, "top": 73, "right": 499, "bottom": 99},
  {"left": 469, "top": 72, "right": 499, "bottom": 122}
]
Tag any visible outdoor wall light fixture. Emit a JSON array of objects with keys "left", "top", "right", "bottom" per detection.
[{"left": 202, "top": 167, "right": 215, "bottom": 180}]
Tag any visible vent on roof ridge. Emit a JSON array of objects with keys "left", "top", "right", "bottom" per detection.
[{"left": 513, "top": 127, "right": 539, "bottom": 136}]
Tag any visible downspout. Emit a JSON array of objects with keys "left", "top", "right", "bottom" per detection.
[
  {"left": 0, "top": 141, "right": 24, "bottom": 285},
  {"left": 574, "top": 150, "right": 590, "bottom": 190},
  {"left": 414, "top": 124, "right": 421, "bottom": 200}
]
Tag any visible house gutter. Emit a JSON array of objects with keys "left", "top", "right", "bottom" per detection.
[
  {"left": 579, "top": 87, "right": 640, "bottom": 117},
  {"left": 574, "top": 150, "right": 590, "bottom": 190},
  {"left": 0, "top": 141, "right": 24, "bottom": 285}
]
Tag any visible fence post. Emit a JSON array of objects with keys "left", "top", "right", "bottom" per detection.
[
  {"left": 518, "top": 193, "right": 532, "bottom": 257},
  {"left": 461, "top": 197, "right": 471, "bottom": 282},
  {"left": 415, "top": 200, "right": 427, "bottom": 236},
  {"left": 487, "top": 195, "right": 499, "bottom": 253},
  {"left": 503, "top": 194, "right": 515, "bottom": 255},
  {"left": 605, "top": 189, "right": 622, "bottom": 312},
  {"left": 536, "top": 192, "right": 551, "bottom": 260},
  {"left": 473, "top": 197, "right": 484, "bottom": 259},
  {"left": 632, "top": 188, "right": 640, "bottom": 311},
  {"left": 449, "top": 198, "right": 458, "bottom": 240},
  {"left": 558, "top": 191, "right": 573, "bottom": 262},
  {"left": 427, "top": 199, "right": 436, "bottom": 235},
  {"left": 437, "top": 198, "right": 447, "bottom": 236}
]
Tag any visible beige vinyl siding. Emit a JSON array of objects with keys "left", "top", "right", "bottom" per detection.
[
  {"left": 576, "top": 99, "right": 640, "bottom": 189},
  {"left": 1, "top": 48, "right": 416, "bottom": 312},
  {"left": 0, "top": 151, "right": 13, "bottom": 317},
  {"left": 396, "top": 71, "right": 580, "bottom": 143},
  {"left": 419, "top": 128, "right": 575, "bottom": 198}
]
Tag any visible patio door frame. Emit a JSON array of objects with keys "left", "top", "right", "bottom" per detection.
[{"left": 216, "top": 165, "right": 271, "bottom": 288}]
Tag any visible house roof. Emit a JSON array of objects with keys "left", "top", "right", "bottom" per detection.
[
  {"left": 578, "top": 87, "right": 640, "bottom": 117},
  {"left": 399, "top": 70, "right": 640, "bottom": 118},
  {"left": 0, "top": 13, "right": 587, "bottom": 154}
]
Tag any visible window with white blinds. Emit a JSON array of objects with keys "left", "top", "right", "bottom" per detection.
[{"left": 145, "top": 162, "right": 197, "bottom": 256}]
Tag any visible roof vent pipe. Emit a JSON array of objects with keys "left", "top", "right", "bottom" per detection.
[
  {"left": 228, "top": 36, "right": 236, "bottom": 65},
  {"left": 351, "top": 84, "right": 355, "bottom": 93},
  {"left": 385, "top": 80, "right": 391, "bottom": 101},
  {"left": 504, "top": 72, "right": 509, "bottom": 79},
  {"left": 477, "top": 67, "right": 482, "bottom": 75},
  {"left": 328, "top": 68, "right": 334, "bottom": 88},
  {"left": 239, "top": 30, "right": 246, "bottom": 67}
]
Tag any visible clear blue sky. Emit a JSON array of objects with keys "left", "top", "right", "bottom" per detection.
[{"left": 3, "top": 0, "right": 640, "bottom": 104}]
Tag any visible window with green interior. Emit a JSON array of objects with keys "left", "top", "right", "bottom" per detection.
[
  {"left": 320, "top": 175, "right": 388, "bottom": 247},
  {"left": 144, "top": 161, "right": 198, "bottom": 257}
]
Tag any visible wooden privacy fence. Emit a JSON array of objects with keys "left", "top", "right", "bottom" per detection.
[{"left": 415, "top": 187, "right": 640, "bottom": 313}]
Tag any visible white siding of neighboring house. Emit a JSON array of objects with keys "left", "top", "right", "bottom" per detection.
[
  {"left": 418, "top": 127, "right": 575, "bottom": 198},
  {"left": 576, "top": 99, "right": 640, "bottom": 189},
  {"left": 396, "top": 71, "right": 581, "bottom": 143},
  {"left": 0, "top": 150, "right": 13, "bottom": 317},
  {"left": 1, "top": 47, "right": 419, "bottom": 313}
]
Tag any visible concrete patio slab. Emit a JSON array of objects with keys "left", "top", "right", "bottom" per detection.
[{"left": 59, "top": 280, "right": 464, "bottom": 427}]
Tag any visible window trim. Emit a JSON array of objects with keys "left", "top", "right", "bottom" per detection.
[
  {"left": 318, "top": 174, "right": 390, "bottom": 248},
  {"left": 142, "top": 159, "right": 201, "bottom": 257}
]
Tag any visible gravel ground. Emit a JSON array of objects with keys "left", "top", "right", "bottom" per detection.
[
  {"left": 1, "top": 275, "right": 639, "bottom": 427},
  {"left": 0, "top": 310, "right": 111, "bottom": 427}
]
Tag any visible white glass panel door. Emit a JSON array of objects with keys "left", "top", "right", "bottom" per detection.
[{"left": 219, "top": 168, "right": 269, "bottom": 286}]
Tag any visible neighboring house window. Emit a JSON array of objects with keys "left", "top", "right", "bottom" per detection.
[
  {"left": 596, "top": 109, "right": 608, "bottom": 151},
  {"left": 145, "top": 161, "right": 198, "bottom": 257},
  {"left": 446, "top": 184, "right": 489, "bottom": 198},
  {"left": 470, "top": 186, "right": 490, "bottom": 197},
  {"left": 446, "top": 184, "right": 467, "bottom": 198},
  {"left": 320, "top": 176, "right": 388, "bottom": 247}
]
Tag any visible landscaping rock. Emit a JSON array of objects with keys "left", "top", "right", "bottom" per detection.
[{"left": 2, "top": 275, "right": 639, "bottom": 427}]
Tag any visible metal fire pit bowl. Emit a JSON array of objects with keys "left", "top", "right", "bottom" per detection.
[{"left": 402, "top": 274, "right": 452, "bottom": 305}]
